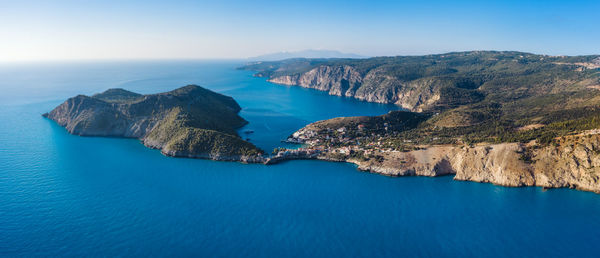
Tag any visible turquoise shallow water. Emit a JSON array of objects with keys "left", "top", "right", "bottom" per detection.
[{"left": 1, "top": 61, "right": 599, "bottom": 257}]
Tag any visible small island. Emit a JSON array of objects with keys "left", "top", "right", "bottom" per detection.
[{"left": 44, "top": 85, "right": 264, "bottom": 162}]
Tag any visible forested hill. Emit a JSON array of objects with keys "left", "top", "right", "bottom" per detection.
[{"left": 241, "top": 51, "right": 600, "bottom": 112}]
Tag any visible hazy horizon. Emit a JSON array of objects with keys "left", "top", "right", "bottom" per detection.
[
  {"left": 2, "top": 0, "right": 599, "bottom": 62},
  {"left": 2, "top": 49, "right": 598, "bottom": 64}
]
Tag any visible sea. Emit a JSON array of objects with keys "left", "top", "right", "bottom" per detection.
[{"left": 0, "top": 60, "right": 599, "bottom": 257}]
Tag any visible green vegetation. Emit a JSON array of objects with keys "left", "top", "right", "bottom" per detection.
[
  {"left": 271, "top": 52, "right": 600, "bottom": 149},
  {"left": 47, "top": 85, "right": 263, "bottom": 159},
  {"left": 242, "top": 52, "right": 599, "bottom": 105},
  {"left": 305, "top": 111, "right": 429, "bottom": 135},
  {"left": 146, "top": 107, "right": 262, "bottom": 156},
  {"left": 401, "top": 89, "right": 600, "bottom": 146}
]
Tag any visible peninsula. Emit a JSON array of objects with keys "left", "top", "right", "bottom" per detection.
[{"left": 44, "top": 85, "right": 264, "bottom": 162}]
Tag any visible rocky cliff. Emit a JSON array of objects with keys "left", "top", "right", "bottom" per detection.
[
  {"left": 44, "top": 85, "right": 264, "bottom": 162},
  {"left": 241, "top": 51, "right": 599, "bottom": 112},
  {"left": 286, "top": 110, "right": 600, "bottom": 193},
  {"left": 267, "top": 65, "right": 452, "bottom": 112},
  {"left": 339, "top": 133, "right": 600, "bottom": 193}
]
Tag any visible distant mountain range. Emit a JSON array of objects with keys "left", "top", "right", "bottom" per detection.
[{"left": 248, "top": 50, "right": 365, "bottom": 61}]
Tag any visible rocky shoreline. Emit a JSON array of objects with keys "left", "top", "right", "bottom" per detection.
[
  {"left": 182, "top": 129, "right": 600, "bottom": 194},
  {"left": 46, "top": 102, "right": 600, "bottom": 193},
  {"left": 44, "top": 83, "right": 600, "bottom": 194},
  {"left": 267, "top": 130, "right": 600, "bottom": 194}
]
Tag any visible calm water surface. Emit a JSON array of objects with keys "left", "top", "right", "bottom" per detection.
[{"left": 0, "top": 61, "right": 599, "bottom": 257}]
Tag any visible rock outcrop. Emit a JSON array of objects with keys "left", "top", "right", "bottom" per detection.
[
  {"left": 341, "top": 135, "right": 600, "bottom": 193},
  {"left": 268, "top": 65, "right": 363, "bottom": 97},
  {"left": 285, "top": 111, "right": 600, "bottom": 193},
  {"left": 44, "top": 85, "right": 264, "bottom": 162},
  {"left": 267, "top": 65, "right": 450, "bottom": 112},
  {"left": 267, "top": 65, "right": 486, "bottom": 112}
]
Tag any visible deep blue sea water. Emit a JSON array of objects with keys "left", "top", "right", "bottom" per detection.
[{"left": 1, "top": 60, "right": 599, "bottom": 257}]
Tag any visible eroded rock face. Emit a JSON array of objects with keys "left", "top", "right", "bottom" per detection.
[
  {"left": 345, "top": 135, "right": 600, "bottom": 193},
  {"left": 269, "top": 65, "right": 363, "bottom": 97},
  {"left": 348, "top": 146, "right": 456, "bottom": 177},
  {"left": 288, "top": 125, "right": 600, "bottom": 192},
  {"left": 268, "top": 65, "right": 467, "bottom": 112},
  {"left": 244, "top": 51, "right": 600, "bottom": 113},
  {"left": 450, "top": 143, "right": 535, "bottom": 187},
  {"left": 43, "top": 94, "right": 161, "bottom": 137},
  {"left": 532, "top": 134, "right": 600, "bottom": 192}
]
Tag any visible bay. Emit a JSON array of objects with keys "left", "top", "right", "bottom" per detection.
[{"left": 0, "top": 60, "right": 598, "bottom": 257}]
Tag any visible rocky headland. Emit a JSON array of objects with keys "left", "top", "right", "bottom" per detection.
[{"left": 44, "top": 85, "right": 264, "bottom": 162}]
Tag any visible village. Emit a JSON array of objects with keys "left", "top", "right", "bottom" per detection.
[{"left": 265, "top": 121, "right": 414, "bottom": 164}]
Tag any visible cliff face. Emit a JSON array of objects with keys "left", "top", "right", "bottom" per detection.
[
  {"left": 531, "top": 133, "right": 600, "bottom": 192},
  {"left": 449, "top": 143, "right": 536, "bottom": 186},
  {"left": 242, "top": 51, "right": 599, "bottom": 113},
  {"left": 344, "top": 134, "right": 600, "bottom": 193},
  {"left": 287, "top": 110, "right": 600, "bottom": 193},
  {"left": 44, "top": 85, "right": 264, "bottom": 161},
  {"left": 43, "top": 94, "right": 160, "bottom": 138},
  {"left": 269, "top": 65, "right": 364, "bottom": 97},
  {"left": 268, "top": 65, "right": 442, "bottom": 112},
  {"left": 267, "top": 64, "right": 488, "bottom": 112}
]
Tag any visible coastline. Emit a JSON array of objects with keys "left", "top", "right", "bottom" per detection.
[{"left": 140, "top": 134, "right": 600, "bottom": 194}]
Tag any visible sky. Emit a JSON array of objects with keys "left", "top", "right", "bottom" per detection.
[{"left": 1, "top": 0, "right": 599, "bottom": 61}]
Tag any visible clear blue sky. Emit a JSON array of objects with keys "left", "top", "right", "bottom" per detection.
[{"left": 1, "top": 0, "right": 598, "bottom": 61}]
